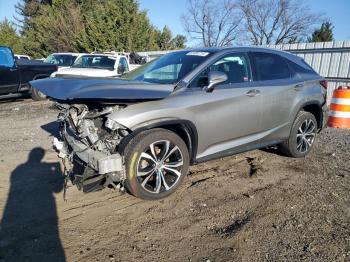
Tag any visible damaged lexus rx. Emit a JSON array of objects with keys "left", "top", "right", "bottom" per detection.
[{"left": 31, "top": 47, "right": 327, "bottom": 200}]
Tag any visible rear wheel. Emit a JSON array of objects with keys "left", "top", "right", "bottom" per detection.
[
  {"left": 280, "top": 111, "right": 317, "bottom": 157},
  {"left": 124, "top": 129, "right": 189, "bottom": 200}
]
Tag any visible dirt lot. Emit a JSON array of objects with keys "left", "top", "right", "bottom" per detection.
[{"left": 0, "top": 98, "right": 349, "bottom": 262}]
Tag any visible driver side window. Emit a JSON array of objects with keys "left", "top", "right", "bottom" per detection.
[
  {"left": 191, "top": 53, "right": 250, "bottom": 87},
  {"left": 0, "top": 47, "right": 15, "bottom": 68}
]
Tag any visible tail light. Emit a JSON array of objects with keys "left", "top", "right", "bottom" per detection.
[{"left": 320, "top": 80, "right": 328, "bottom": 89}]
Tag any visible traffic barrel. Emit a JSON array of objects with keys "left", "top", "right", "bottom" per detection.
[{"left": 327, "top": 86, "right": 350, "bottom": 129}]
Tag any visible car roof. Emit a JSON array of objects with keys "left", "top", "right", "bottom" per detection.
[
  {"left": 90, "top": 53, "right": 126, "bottom": 57},
  {"left": 51, "top": 53, "right": 86, "bottom": 55},
  {"left": 177, "top": 46, "right": 292, "bottom": 55},
  {"left": 173, "top": 46, "right": 301, "bottom": 63}
]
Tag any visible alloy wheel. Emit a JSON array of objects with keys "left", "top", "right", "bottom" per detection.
[
  {"left": 296, "top": 119, "right": 316, "bottom": 153},
  {"left": 136, "top": 140, "right": 184, "bottom": 194}
]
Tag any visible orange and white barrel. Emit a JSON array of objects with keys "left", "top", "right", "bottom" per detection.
[{"left": 327, "top": 86, "right": 350, "bottom": 129}]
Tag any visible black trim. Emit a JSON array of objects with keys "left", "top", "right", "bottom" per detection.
[
  {"left": 296, "top": 101, "right": 325, "bottom": 132},
  {"left": 33, "top": 74, "right": 50, "bottom": 80},
  {"left": 291, "top": 47, "right": 350, "bottom": 53},
  {"left": 325, "top": 77, "right": 350, "bottom": 82},
  {"left": 196, "top": 139, "right": 284, "bottom": 164}
]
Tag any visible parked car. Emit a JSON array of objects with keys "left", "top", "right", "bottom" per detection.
[
  {"left": 14, "top": 54, "right": 31, "bottom": 60},
  {"left": 31, "top": 47, "right": 328, "bottom": 199},
  {"left": 50, "top": 53, "right": 131, "bottom": 78},
  {"left": 0, "top": 46, "right": 58, "bottom": 100},
  {"left": 45, "top": 53, "right": 85, "bottom": 70}
]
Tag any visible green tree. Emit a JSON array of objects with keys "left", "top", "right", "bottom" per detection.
[
  {"left": 15, "top": 0, "right": 183, "bottom": 57},
  {"left": 156, "top": 27, "right": 186, "bottom": 50},
  {"left": 15, "top": 0, "right": 52, "bottom": 32},
  {"left": 0, "top": 19, "right": 23, "bottom": 53},
  {"left": 20, "top": 0, "right": 83, "bottom": 57},
  {"left": 157, "top": 26, "right": 173, "bottom": 50},
  {"left": 171, "top": 34, "right": 187, "bottom": 49},
  {"left": 308, "top": 22, "right": 334, "bottom": 42},
  {"left": 76, "top": 0, "right": 161, "bottom": 52}
]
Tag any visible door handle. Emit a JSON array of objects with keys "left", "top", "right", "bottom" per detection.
[
  {"left": 246, "top": 89, "right": 260, "bottom": 97},
  {"left": 9, "top": 68, "right": 17, "bottom": 72}
]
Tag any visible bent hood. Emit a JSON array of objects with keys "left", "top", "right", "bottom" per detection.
[{"left": 30, "top": 77, "right": 175, "bottom": 101}]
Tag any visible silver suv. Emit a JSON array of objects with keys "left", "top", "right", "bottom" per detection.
[{"left": 32, "top": 47, "right": 327, "bottom": 200}]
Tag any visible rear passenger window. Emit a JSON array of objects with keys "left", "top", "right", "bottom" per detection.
[
  {"left": 252, "top": 52, "right": 291, "bottom": 81},
  {"left": 289, "top": 59, "right": 317, "bottom": 75}
]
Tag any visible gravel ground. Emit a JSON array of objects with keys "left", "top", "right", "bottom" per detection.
[{"left": 0, "top": 98, "right": 349, "bottom": 262}]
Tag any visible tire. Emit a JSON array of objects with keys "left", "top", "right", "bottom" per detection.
[
  {"left": 279, "top": 111, "right": 317, "bottom": 158},
  {"left": 31, "top": 87, "right": 47, "bottom": 101},
  {"left": 124, "top": 128, "right": 189, "bottom": 200}
]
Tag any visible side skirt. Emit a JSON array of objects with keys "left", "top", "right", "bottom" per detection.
[{"left": 194, "top": 139, "right": 284, "bottom": 164}]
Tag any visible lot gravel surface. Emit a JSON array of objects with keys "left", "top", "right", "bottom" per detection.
[{"left": 0, "top": 98, "right": 349, "bottom": 262}]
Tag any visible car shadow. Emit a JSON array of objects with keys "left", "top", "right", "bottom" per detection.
[
  {"left": 0, "top": 94, "right": 30, "bottom": 103},
  {"left": 41, "top": 121, "right": 60, "bottom": 137},
  {"left": 0, "top": 148, "right": 66, "bottom": 262},
  {"left": 259, "top": 145, "right": 286, "bottom": 157}
]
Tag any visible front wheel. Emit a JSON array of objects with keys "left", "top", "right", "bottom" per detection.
[
  {"left": 31, "top": 87, "right": 47, "bottom": 101},
  {"left": 279, "top": 111, "right": 317, "bottom": 158},
  {"left": 124, "top": 128, "right": 189, "bottom": 200}
]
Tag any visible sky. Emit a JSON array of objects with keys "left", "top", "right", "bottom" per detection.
[{"left": 0, "top": 0, "right": 349, "bottom": 41}]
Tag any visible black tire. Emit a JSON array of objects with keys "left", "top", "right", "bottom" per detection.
[
  {"left": 31, "top": 87, "right": 47, "bottom": 101},
  {"left": 279, "top": 111, "right": 317, "bottom": 158},
  {"left": 124, "top": 128, "right": 189, "bottom": 200}
]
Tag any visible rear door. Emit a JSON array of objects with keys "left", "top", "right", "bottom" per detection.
[
  {"left": 0, "top": 46, "right": 19, "bottom": 95},
  {"left": 249, "top": 51, "right": 298, "bottom": 138},
  {"left": 188, "top": 52, "right": 264, "bottom": 159}
]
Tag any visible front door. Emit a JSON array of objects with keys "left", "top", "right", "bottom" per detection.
[
  {"left": 187, "top": 52, "right": 263, "bottom": 159},
  {"left": 0, "top": 46, "right": 18, "bottom": 95}
]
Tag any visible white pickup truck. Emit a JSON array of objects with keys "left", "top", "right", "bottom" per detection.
[{"left": 51, "top": 53, "right": 137, "bottom": 78}]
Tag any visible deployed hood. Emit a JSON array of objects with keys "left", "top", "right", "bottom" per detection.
[
  {"left": 53, "top": 67, "right": 119, "bottom": 77},
  {"left": 30, "top": 77, "right": 175, "bottom": 102}
]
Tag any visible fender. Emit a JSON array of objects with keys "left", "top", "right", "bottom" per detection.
[
  {"left": 121, "top": 119, "right": 198, "bottom": 164},
  {"left": 290, "top": 100, "right": 324, "bottom": 131}
]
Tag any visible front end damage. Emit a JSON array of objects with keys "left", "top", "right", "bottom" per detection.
[
  {"left": 54, "top": 103, "right": 130, "bottom": 193},
  {"left": 29, "top": 77, "right": 175, "bottom": 194}
]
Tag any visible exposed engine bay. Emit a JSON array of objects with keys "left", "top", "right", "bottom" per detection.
[{"left": 54, "top": 103, "right": 131, "bottom": 193}]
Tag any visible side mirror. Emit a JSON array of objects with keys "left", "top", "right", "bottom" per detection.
[{"left": 204, "top": 71, "right": 228, "bottom": 93}]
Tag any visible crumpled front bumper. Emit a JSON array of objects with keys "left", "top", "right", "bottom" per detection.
[{"left": 53, "top": 131, "right": 124, "bottom": 175}]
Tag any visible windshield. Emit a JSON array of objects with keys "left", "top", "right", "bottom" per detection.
[
  {"left": 72, "top": 55, "right": 116, "bottom": 70},
  {"left": 45, "top": 54, "right": 77, "bottom": 66},
  {"left": 122, "top": 51, "right": 213, "bottom": 84}
]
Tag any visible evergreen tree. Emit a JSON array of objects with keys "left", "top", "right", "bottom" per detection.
[
  {"left": 15, "top": 0, "right": 52, "bottom": 31},
  {"left": 76, "top": 0, "right": 160, "bottom": 52},
  {"left": 19, "top": 0, "right": 82, "bottom": 57},
  {"left": 308, "top": 22, "right": 334, "bottom": 42},
  {"left": 11, "top": 0, "right": 186, "bottom": 57},
  {"left": 158, "top": 26, "right": 173, "bottom": 50},
  {"left": 171, "top": 34, "right": 187, "bottom": 49},
  {"left": 0, "top": 19, "right": 23, "bottom": 53}
]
